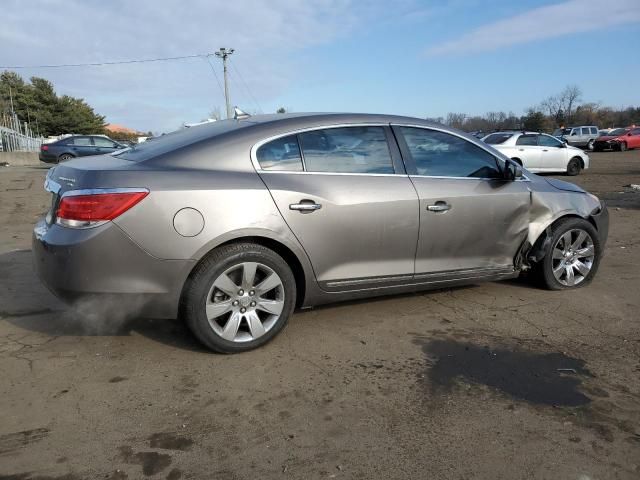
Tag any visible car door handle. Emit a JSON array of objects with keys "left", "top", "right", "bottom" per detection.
[
  {"left": 542, "top": 149, "right": 548, "bottom": 152},
  {"left": 290, "top": 202, "right": 322, "bottom": 212},
  {"left": 427, "top": 202, "right": 451, "bottom": 213}
]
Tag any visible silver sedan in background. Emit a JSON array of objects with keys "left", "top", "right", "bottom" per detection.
[{"left": 33, "top": 113, "right": 608, "bottom": 353}]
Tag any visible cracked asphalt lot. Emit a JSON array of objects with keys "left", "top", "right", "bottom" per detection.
[{"left": 1, "top": 153, "right": 639, "bottom": 479}]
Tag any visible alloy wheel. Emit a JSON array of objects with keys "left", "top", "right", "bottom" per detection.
[
  {"left": 205, "top": 262, "right": 285, "bottom": 342},
  {"left": 551, "top": 229, "right": 595, "bottom": 286}
]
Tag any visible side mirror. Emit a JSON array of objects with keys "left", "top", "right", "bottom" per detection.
[
  {"left": 503, "top": 159, "right": 523, "bottom": 181},
  {"left": 628, "top": 132, "right": 633, "bottom": 136},
  {"left": 559, "top": 142, "right": 567, "bottom": 148}
]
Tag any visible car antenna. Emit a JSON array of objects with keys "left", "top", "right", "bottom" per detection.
[{"left": 234, "top": 106, "right": 251, "bottom": 120}]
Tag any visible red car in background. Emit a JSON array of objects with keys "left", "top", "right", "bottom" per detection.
[{"left": 593, "top": 127, "right": 640, "bottom": 151}]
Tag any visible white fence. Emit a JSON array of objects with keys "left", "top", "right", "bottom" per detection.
[{"left": 0, "top": 113, "right": 43, "bottom": 152}]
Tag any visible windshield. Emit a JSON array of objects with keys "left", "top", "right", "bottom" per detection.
[
  {"left": 482, "top": 133, "right": 513, "bottom": 144},
  {"left": 552, "top": 128, "right": 571, "bottom": 136},
  {"left": 602, "top": 128, "right": 628, "bottom": 137}
]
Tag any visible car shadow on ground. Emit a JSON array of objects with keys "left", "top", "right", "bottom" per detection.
[
  {"left": 0, "top": 249, "right": 208, "bottom": 353},
  {"left": 0, "top": 249, "right": 543, "bottom": 352}
]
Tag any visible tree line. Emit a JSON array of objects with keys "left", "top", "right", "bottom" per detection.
[
  {"left": 0, "top": 71, "right": 106, "bottom": 137},
  {"left": 430, "top": 85, "right": 640, "bottom": 133},
  {"left": 2, "top": 72, "right": 639, "bottom": 138}
]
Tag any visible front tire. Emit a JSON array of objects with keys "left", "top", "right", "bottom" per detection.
[
  {"left": 181, "top": 242, "right": 296, "bottom": 353},
  {"left": 533, "top": 218, "right": 601, "bottom": 290},
  {"left": 619, "top": 142, "right": 628, "bottom": 152},
  {"left": 566, "top": 157, "right": 581, "bottom": 176}
]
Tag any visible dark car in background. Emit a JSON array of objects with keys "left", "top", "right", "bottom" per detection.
[{"left": 39, "top": 135, "right": 126, "bottom": 163}]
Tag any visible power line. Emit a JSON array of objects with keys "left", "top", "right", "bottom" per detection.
[
  {"left": 0, "top": 53, "right": 210, "bottom": 69},
  {"left": 229, "top": 58, "right": 263, "bottom": 114}
]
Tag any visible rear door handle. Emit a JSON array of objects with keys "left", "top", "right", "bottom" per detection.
[
  {"left": 427, "top": 202, "right": 451, "bottom": 213},
  {"left": 290, "top": 201, "right": 322, "bottom": 212}
]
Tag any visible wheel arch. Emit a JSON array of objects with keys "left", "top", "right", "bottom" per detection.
[
  {"left": 527, "top": 213, "right": 598, "bottom": 264},
  {"left": 181, "top": 231, "right": 311, "bottom": 309}
]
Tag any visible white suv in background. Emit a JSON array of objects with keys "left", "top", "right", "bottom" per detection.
[{"left": 482, "top": 131, "right": 589, "bottom": 176}]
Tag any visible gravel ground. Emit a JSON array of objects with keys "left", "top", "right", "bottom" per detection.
[{"left": 0, "top": 151, "right": 639, "bottom": 480}]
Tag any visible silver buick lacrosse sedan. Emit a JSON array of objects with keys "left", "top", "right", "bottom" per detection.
[{"left": 34, "top": 113, "right": 608, "bottom": 352}]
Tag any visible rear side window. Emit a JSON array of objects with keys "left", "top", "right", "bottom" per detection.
[
  {"left": 299, "top": 126, "right": 394, "bottom": 174},
  {"left": 538, "top": 134, "right": 563, "bottom": 147},
  {"left": 67, "top": 137, "right": 92, "bottom": 146},
  {"left": 590, "top": 127, "right": 598, "bottom": 135},
  {"left": 483, "top": 133, "right": 512, "bottom": 144},
  {"left": 398, "top": 127, "right": 501, "bottom": 179},
  {"left": 516, "top": 135, "right": 538, "bottom": 146},
  {"left": 581, "top": 128, "right": 590, "bottom": 135},
  {"left": 256, "top": 135, "right": 303, "bottom": 171}
]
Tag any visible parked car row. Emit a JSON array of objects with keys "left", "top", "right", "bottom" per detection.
[{"left": 482, "top": 131, "right": 589, "bottom": 175}]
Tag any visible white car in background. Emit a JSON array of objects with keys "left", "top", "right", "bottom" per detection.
[{"left": 482, "top": 131, "right": 589, "bottom": 176}]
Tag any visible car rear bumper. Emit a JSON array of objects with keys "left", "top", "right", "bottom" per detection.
[
  {"left": 39, "top": 150, "right": 59, "bottom": 163},
  {"left": 32, "top": 218, "right": 195, "bottom": 319}
]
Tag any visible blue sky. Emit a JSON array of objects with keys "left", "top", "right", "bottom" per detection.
[{"left": 1, "top": 0, "right": 639, "bottom": 133}]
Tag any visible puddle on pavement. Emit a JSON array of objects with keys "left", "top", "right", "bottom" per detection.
[{"left": 416, "top": 338, "right": 593, "bottom": 406}]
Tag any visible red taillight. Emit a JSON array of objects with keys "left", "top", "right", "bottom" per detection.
[
  {"left": 41, "top": 145, "right": 49, "bottom": 151},
  {"left": 57, "top": 191, "right": 148, "bottom": 222}
]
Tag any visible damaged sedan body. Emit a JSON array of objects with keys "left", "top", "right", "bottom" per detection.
[{"left": 33, "top": 113, "right": 608, "bottom": 353}]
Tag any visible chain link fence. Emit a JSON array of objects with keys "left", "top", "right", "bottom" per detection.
[{"left": 0, "top": 113, "right": 44, "bottom": 152}]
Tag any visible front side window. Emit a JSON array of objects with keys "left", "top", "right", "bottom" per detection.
[
  {"left": 399, "top": 127, "right": 501, "bottom": 179},
  {"left": 93, "top": 137, "right": 117, "bottom": 148},
  {"left": 299, "top": 126, "right": 394, "bottom": 174},
  {"left": 538, "top": 134, "right": 563, "bottom": 147},
  {"left": 256, "top": 135, "right": 303, "bottom": 171},
  {"left": 516, "top": 135, "right": 538, "bottom": 146}
]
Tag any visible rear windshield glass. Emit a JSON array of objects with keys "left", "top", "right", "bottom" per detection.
[
  {"left": 483, "top": 133, "right": 512, "bottom": 144},
  {"left": 116, "top": 120, "right": 247, "bottom": 162}
]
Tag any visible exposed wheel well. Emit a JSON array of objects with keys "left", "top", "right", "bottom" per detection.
[
  {"left": 510, "top": 157, "right": 522, "bottom": 166},
  {"left": 188, "top": 236, "right": 307, "bottom": 308},
  {"left": 528, "top": 214, "right": 597, "bottom": 263}
]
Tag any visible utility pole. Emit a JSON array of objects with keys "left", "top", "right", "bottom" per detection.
[{"left": 214, "top": 47, "right": 235, "bottom": 119}]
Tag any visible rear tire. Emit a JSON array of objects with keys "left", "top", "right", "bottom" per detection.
[
  {"left": 58, "top": 153, "right": 73, "bottom": 162},
  {"left": 586, "top": 139, "right": 594, "bottom": 151},
  {"left": 566, "top": 157, "right": 581, "bottom": 176},
  {"left": 532, "top": 217, "right": 601, "bottom": 291},
  {"left": 181, "top": 242, "right": 296, "bottom": 353}
]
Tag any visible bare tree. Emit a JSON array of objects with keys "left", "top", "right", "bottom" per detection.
[
  {"left": 559, "top": 85, "right": 582, "bottom": 124},
  {"left": 445, "top": 112, "right": 466, "bottom": 129}
]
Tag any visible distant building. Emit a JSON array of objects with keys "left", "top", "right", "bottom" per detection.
[{"left": 105, "top": 123, "right": 139, "bottom": 135}]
